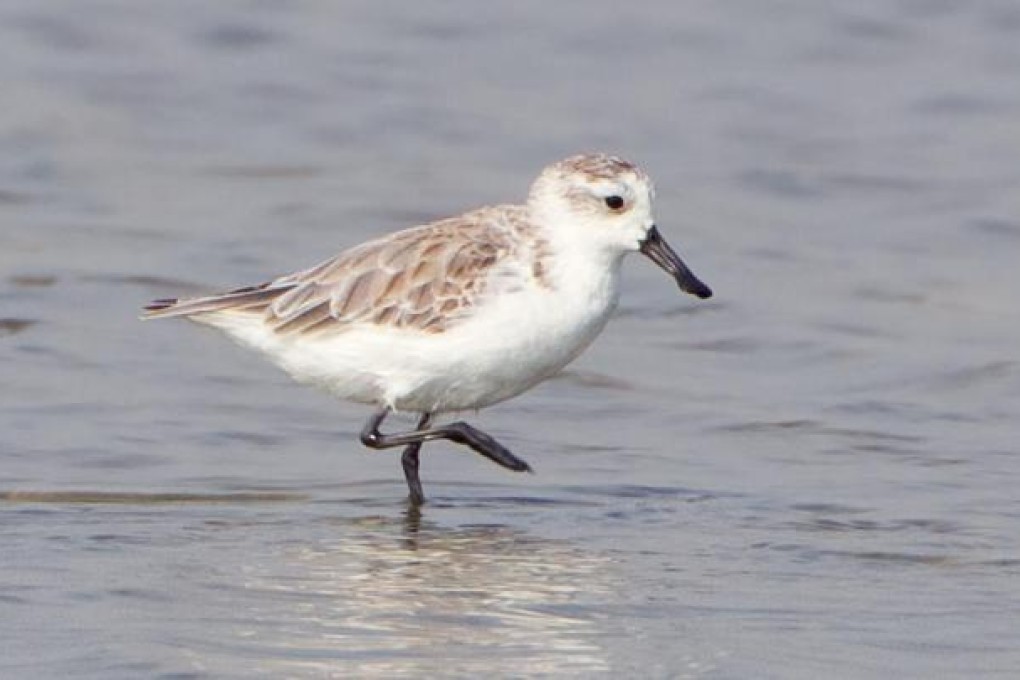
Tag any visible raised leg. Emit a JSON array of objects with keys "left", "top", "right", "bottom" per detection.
[
  {"left": 359, "top": 408, "right": 533, "bottom": 493},
  {"left": 401, "top": 412, "right": 432, "bottom": 506}
]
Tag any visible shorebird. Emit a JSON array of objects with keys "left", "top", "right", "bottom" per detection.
[{"left": 143, "top": 153, "right": 712, "bottom": 504}]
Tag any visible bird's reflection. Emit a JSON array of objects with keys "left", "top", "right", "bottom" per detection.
[{"left": 232, "top": 507, "right": 612, "bottom": 676}]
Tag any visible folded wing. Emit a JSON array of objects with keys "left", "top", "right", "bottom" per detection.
[{"left": 142, "top": 214, "right": 518, "bottom": 336}]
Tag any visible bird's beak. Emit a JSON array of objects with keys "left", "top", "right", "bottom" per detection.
[{"left": 639, "top": 226, "right": 713, "bottom": 299}]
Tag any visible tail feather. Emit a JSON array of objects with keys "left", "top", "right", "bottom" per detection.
[{"left": 140, "top": 282, "right": 290, "bottom": 320}]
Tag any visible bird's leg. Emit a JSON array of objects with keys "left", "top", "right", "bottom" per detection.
[
  {"left": 400, "top": 412, "right": 432, "bottom": 506},
  {"left": 360, "top": 408, "right": 533, "bottom": 474},
  {"left": 437, "top": 421, "right": 533, "bottom": 472}
]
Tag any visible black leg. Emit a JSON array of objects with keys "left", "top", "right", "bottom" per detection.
[
  {"left": 401, "top": 412, "right": 432, "bottom": 506},
  {"left": 360, "top": 408, "right": 533, "bottom": 473}
]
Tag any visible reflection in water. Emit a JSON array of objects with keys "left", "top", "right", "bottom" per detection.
[{"left": 214, "top": 510, "right": 611, "bottom": 676}]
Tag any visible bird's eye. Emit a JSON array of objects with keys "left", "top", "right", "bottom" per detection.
[{"left": 604, "top": 195, "right": 625, "bottom": 211}]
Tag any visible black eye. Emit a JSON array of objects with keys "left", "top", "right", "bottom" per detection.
[{"left": 604, "top": 195, "right": 625, "bottom": 210}]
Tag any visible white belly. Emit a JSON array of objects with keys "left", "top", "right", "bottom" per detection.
[
  {"left": 390, "top": 281, "right": 618, "bottom": 411},
  {"left": 198, "top": 265, "right": 620, "bottom": 414}
]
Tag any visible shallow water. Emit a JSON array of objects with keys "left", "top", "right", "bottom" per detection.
[{"left": 2, "top": 0, "right": 1019, "bottom": 677}]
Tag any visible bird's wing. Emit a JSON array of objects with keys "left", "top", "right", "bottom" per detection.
[{"left": 143, "top": 207, "right": 527, "bottom": 336}]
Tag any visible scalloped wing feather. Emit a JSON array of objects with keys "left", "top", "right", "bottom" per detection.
[
  {"left": 143, "top": 206, "right": 534, "bottom": 336},
  {"left": 265, "top": 220, "right": 512, "bottom": 335}
]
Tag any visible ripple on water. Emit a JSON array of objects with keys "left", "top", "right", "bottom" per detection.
[
  {"left": 551, "top": 369, "right": 636, "bottom": 391},
  {"left": 720, "top": 418, "right": 924, "bottom": 442},
  {"left": 0, "top": 189, "right": 34, "bottom": 205},
  {"left": 0, "top": 490, "right": 305, "bottom": 504},
  {"left": 567, "top": 483, "right": 723, "bottom": 501},
  {"left": 0, "top": 318, "right": 37, "bottom": 336},
  {"left": 8, "top": 274, "right": 56, "bottom": 287},
  {"left": 200, "top": 164, "right": 323, "bottom": 179},
  {"left": 809, "top": 550, "right": 957, "bottom": 567},
  {"left": 197, "top": 23, "right": 279, "bottom": 50},
  {"left": 924, "top": 360, "right": 1018, "bottom": 391},
  {"left": 789, "top": 516, "right": 962, "bottom": 536},
  {"left": 668, "top": 336, "right": 762, "bottom": 354},
  {"left": 736, "top": 168, "right": 825, "bottom": 199},
  {"left": 78, "top": 273, "right": 208, "bottom": 293},
  {"left": 969, "top": 218, "right": 1020, "bottom": 238}
]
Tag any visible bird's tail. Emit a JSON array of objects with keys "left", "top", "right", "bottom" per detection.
[{"left": 140, "top": 283, "right": 285, "bottom": 320}]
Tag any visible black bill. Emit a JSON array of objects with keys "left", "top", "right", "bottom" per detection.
[{"left": 639, "top": 226, "right": 713, "bottom": 299}]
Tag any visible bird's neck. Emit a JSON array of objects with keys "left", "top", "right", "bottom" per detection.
[{"left": 541, "top": 229, "right": 625, "bottom": 310}]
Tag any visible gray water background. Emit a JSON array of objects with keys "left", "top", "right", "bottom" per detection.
[{"left": 1, "top": 1, "right": 1018, "bottom": 677}]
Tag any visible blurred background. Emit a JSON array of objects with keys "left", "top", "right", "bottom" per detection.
[{"left": 1, "top": 1, "right": 1018, "bottom": 677}]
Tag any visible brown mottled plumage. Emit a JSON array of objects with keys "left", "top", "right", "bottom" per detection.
[
  {"left": 554, "top": 154, "right": 643, "bottom": 181},
  {"left": 142, "top": 205, "right": 552, "bottom": 336}
]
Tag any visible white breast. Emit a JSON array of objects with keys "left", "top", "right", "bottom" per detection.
[
  {"left": 378, "top": 245, "right": 625, "bottom": 412},
  {"left": 197, "top": 245, "right": 625, "bottom": 414}
]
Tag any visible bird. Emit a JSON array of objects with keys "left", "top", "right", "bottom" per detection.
[{"left": 142, "top": 153, "right": 712, "bottom": 505}]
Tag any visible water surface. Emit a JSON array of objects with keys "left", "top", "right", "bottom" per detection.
[{"left": 2, "top": 1, "right": 1019, "bottom": 677}]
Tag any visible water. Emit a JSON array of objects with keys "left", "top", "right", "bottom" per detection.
[{"left": 2, "top": 0, "right": 1018, "bottom": 677}]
